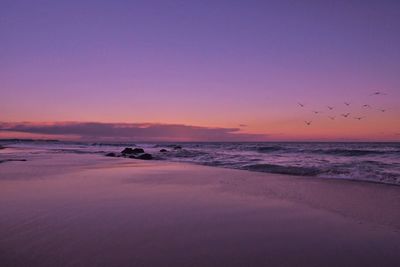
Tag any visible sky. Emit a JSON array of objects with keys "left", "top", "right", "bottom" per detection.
[{"left": 1, "top": 0, "right": 399, "bottom": 141}]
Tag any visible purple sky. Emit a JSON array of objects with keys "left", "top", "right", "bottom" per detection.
[{"left": 1, "top": 0, "right": 399, "bottom": 141}]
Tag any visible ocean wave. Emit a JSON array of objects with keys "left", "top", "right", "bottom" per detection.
[
  {"left": 159, "top": 149, "right": 209, "bottom": 158},
  {"left": 255, "top": 146, "right": 287, "bottom": 153},
  {"left": 310, "top": 149, "right": 389, "bottom": 156},
  {"left": 90, "top": 142, "right": 136, "bottom": 147},
  {"left": 53, "top": 149, "right": 107, "bottom": 155},
  {"left": 243, "top": 164, "right": 322, "bottom": 176},
  {"left": 319, "top": 170, "right": 400, "bottom": 185},
  {"left": 6, "top": 141, "right": 400, "bottom": 185}
]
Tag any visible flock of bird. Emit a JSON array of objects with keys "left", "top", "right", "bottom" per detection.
[{"left": 299, "top": 91, "right": 388, "bottom": 126}]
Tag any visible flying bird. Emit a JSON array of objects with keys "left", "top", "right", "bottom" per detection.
[
  {"left": 363, "top": 104, "right": 371, "bottom": 108},
  {"left": 344, "top": 102, "right": 351, "bottom": 106},
  {"left": 354, "top": 117, "right": 364, "bottom": 120},
  {"left": 328, "top": 116, "right": 335, "bottom": 120},
  {"left": 371, "top": 91, "right": 386, "bottom": 96},
  {"left": 298, "top": 102, "right": 305, "bottom": 107},
  {"left": 312, "top": 111, "right": 322, "bottom": 114},
  {"left": 341, "top": 113, "right": 350, "bottom": 118},
  {"left": 327, "top": 106, "right": 334, "bottom": 110},
  {"left": 379, "top": 109, "right": 386, "bottom": 112},
  {"left": 304, "top": 121, "right": 312, "bottom": 126}
]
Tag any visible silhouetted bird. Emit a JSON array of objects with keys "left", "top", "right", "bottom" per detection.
[
  {"left": 328, "top": 116, "right": 335, "bottom": 120},
  {"left": 371, "top": 91, "right": 386, "bottom": 96},
  {"left": 344, "top": 102, "right": 351, "bottom": 106},
  {"left": 363, "top": 104, "right": 371, "bottom": 108},
  {"left": 304, "top": 121, "right": 312, "bottom": 126},
  {"left": 354, "top": 117, "right": 364, "bottom": 120},
  {"left": 312, "top": 111, "right": 322, "bottom": 114},
  {"left": 327, "top": 106, "right": 334, "bottom": 110},
  {"left": 341, "top": 113, "right": 350, "bottom": 118},
  {"left": 379, "top": 109, "right": 386, "bottom": 112},
  {"left": 298, "top": 102, "right": 305, "bottom": 107}
]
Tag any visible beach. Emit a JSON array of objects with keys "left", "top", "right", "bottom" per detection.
[
  {"left": 0, "top": 151, "right": 400, "bottom": 267},
  {"left": 2, "top": 0, "right": 400, "bottom": 265}
]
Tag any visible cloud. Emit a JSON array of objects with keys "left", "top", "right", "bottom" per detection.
[{"left": 0, "top": 122, "right": 267, "bottom": 142}]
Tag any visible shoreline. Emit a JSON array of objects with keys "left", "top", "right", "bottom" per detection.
[
  {"left": 1, "top": 144, "right": 399, "bottom": 186},
  {"left": 1, "top": 151, "right": 400, "bottom": 228}
]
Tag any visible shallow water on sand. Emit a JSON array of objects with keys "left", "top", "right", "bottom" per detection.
[{"left": 0, "top": 153, "right": 399, "bottom": 267}]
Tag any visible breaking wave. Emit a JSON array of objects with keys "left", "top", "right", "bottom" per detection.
[{"left": 243, "top": 164, "right": 322, "bottom": 176}]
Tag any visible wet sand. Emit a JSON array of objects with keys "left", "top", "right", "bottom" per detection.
[{"left": 0, "top": 153, "right": 399, "bottom": 266}]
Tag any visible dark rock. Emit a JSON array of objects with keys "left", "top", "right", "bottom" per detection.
[
  {"left": 121, "top": 147, "right": 134, "bottom": 154},
  {"left": 133, "top": 148, "right": 145, "bottom": 154},
  {"left": 105, "top": 152, "right": 116, "bottom": 157},
  {"left": 121, "top": 147, "right": 145, "bottom": 155},
  {"left": 128, "top": 153, "right": 153, "bottom": 160},
  {"left": 137, "top": 153, "right": 153, "bottom": 160},
  {"left": 0, "top": 145, "right": 4, "bottom": 149},
  {"left": 173, "top": 145, "right": 182, "bottom": 150},
  {"left": 160, "top": 149, "right": 168, "bottom": 152}
]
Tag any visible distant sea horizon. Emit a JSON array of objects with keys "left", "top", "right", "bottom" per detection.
[{"left": 1, "top": 138, "right": 399, "bottom": 143}]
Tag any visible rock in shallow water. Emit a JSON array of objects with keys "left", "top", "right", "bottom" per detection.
[
  {"left": 105, "top": 152, "right": 116, "bottom": 157},
  {"left": 136, "top": 153, "right": 153, "bottom": 160},
  {"left": 160, "top": 149, "right": 168, "bottom": 153},
  {"left": 119, "top": 147, "right": 153, "bottom": 160},
  {"left": 121, "top": 147, "right": 145, "bottom": 154},
  {"left": 128, "top": 153, "right": 153, "bottom": 160}
]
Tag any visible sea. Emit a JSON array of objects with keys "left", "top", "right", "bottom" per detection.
[{"left": 1, "top": 140, "right": 399, "bottom": 185}]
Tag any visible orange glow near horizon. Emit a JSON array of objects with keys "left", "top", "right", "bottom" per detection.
[{"left": 1, "top": 114, "right": 399, "bottom": 142}]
